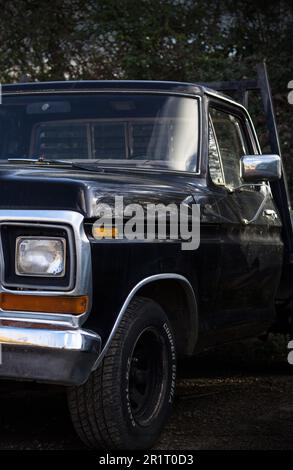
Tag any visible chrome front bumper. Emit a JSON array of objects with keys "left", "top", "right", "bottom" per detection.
[{"left": 0, "top": 323, "right": 101, "bottom": 385}]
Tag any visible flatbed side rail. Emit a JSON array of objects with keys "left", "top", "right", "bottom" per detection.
[{"left": 200, "top": 62, "right": 293, "bottom": 258}]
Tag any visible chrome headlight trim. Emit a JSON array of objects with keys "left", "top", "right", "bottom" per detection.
[
  {"left": 0, "top": 210, "right": 92, "bottom": 328},
  {"left": 1, "top": 222, "right": 75, "bottom": 291}
]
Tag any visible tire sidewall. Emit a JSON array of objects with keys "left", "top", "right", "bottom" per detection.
[{"left": 119, "top": 300, "right": 176, "bottom": 449}]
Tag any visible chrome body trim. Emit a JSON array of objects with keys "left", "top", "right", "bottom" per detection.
[
  {"left": 0, "top": 324, "right": 98, "bottom": 350},
  {"left": 0, "top": 323, "right": 101, "bottom": 385},
  {"left": 0, "top": 210, "right": 92, "bottom": 328},
  {"left": 94, "top": 273, "right": 197, "bottom": 369}
]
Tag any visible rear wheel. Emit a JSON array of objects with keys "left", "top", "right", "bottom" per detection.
[{"left": 68, "top": 296, "right": 177, "bottom": 450}]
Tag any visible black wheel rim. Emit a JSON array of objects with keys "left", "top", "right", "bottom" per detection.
[{"left": 128, "top": 327, "right": 168, "bottom": 427}]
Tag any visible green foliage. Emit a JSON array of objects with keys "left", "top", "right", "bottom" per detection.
[{"left": 0, "top": 0, "right": 292, "bottom": 191}]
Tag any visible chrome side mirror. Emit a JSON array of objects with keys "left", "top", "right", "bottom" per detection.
[{"left": 240, "top": 154, "right": 282, "bottom": 183}]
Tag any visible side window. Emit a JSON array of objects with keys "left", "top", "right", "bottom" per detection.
[
  {"left": 209, "top": 107, "right": 249, "bottom": 188},
  {"left": 208, "top": 118, "right": 225, "bottom": 185}
]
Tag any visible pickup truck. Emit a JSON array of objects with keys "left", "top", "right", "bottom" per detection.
[{"left": 0, "top": 63, "right": 292, "bottom": 450}]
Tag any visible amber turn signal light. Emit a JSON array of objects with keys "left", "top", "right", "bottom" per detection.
[
  {"left": 92, "top": 226, "right": 119, "bottom": 239},
  {"left": 0, "top": 293, "right": 88, "bottom": 315}
]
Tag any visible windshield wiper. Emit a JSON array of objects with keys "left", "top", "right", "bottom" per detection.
[
  {"left": 6, "top": 158, "right": 166, "bottom": 174},
  {"left": 7, "top": 157, "right": 72, "bottom": 166},
  {"left": 70, "top": 161, "right": 152, "bottom": 173},
  {"left": 7, "top": 158, "right": 109, "bottom": 173}
]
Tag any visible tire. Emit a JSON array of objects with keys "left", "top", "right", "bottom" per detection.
[{"left": 68, "top": 296, "right": 177, "bottom": 450}]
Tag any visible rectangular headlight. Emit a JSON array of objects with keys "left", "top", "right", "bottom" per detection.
[{"left": 15, "top": 237, "right": 66, "bottom": 277}]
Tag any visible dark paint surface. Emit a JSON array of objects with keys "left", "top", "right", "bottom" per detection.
[
  {"left": 0, "top": 81, "right": 285, "bottom": 353},
  {"left": 2, "top": 80, "right": 204, "bottom": 95},
  {"left": 0, "top": 162, "right": 283, "bottom": 352}
]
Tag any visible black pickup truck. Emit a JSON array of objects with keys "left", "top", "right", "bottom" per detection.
[{"left": 0, "top": 64, "right": 292, "bottom": 450}]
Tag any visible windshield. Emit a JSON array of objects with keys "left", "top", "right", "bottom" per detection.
[{"left": 0, "top": 92, "right": 199, "bottom": 172}]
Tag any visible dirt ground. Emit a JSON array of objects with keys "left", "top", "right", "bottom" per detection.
[{"left": 0, "top": 335, "right": 292, "bottom": 450}]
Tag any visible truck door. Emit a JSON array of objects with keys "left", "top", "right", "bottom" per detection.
[{"left": 207, "top": 102, "right": 283, "bottom": 334}]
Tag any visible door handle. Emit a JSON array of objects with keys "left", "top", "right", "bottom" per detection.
[{"left": 263, "top": 209, "right": 278, "bottom": 220}]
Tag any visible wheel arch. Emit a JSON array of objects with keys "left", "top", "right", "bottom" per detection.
[{"left": 95, "top": 274, "right": 198, "bottom": 368}]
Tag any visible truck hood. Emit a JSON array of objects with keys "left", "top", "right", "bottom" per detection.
[{"left": 0, "top": 165, "right": 206, "bottom": 217}]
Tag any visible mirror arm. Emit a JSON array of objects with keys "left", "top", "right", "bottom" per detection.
[
  {"left": 240, "top": 186, "right": 270, "bottom": 225},
  {"left": 227, "top": 182, "right": 264, "bottom": 193}
]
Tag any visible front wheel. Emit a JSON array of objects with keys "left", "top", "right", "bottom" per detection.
[{"left": 68, "top": 296, "right": 177, "bottom": 450}]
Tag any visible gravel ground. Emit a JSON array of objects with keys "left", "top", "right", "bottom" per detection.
[{"left": 0, "top": 335, "right": 292, "bottom": 450}]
